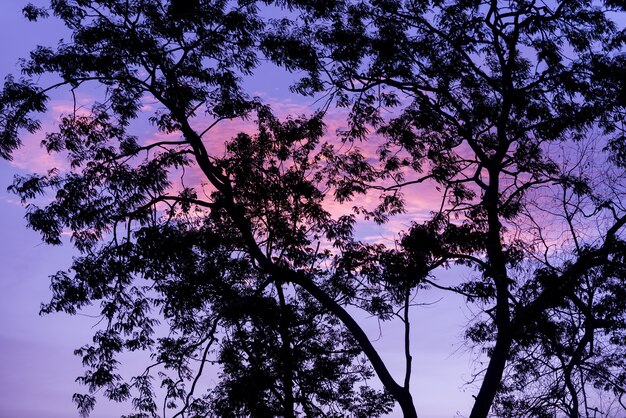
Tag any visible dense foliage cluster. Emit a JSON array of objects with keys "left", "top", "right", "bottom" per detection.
[{"left": 2, "top": 1, "right": 626, "bottom": 417}]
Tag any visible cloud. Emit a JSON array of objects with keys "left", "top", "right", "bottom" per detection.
[
  {"left": 10, "top": 129, "right": 67, "bottom": 172},
  {"left": 10, "top": 94, "right": 101, "bottom": 173},
  {"left": 11, "top": 91, "right": 464, "bottom": 250}
]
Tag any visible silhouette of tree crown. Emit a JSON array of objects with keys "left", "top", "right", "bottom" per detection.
[{"left": 2, "top": 1, "right": 626, "bottom": 417}]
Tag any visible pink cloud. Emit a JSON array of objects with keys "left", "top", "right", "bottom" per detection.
[
  {"left": 11, "top": 129, "right": 68, "bottom": 173},
  {"left": 11, "top": 93, "right": 474, "bottom": 251},
  {"left": 10, "top": 94, "right": 103, "bottom": 173}
]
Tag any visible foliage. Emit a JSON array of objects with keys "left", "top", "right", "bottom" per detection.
[
  {"left": 265, "top": 0, "right": 626, "bottom": 416},
  {"left": 2, "top": 0, "right": 626, "bottom": 417},
  {"left": 3, "top": 1, "right": 393, "bottom": 416}
]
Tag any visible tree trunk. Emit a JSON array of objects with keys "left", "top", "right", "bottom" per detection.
[
  {"left": 470, "top": 168, "right": 513, "bottom": 418},
  {"left": 277, "top": 283, "right": 296, "bottom": 418}
]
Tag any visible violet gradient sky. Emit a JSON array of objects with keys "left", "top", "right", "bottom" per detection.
[{"left": 0, "top": 2, "right": 478, "bottom": 417}]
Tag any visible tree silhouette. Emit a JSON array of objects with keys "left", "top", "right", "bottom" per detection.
[
  {"left": 1, "top": 0, "right": 626, "bottom": 417},
  {"left": 266, "top": 0, "right": 626, "bottom": 416}
]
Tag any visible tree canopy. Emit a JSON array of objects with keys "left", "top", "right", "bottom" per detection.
[{"left": 2, "top": 0, "right": 626, "bottom": 417}]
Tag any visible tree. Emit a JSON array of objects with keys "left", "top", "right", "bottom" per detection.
[
  {"left": 2, "top": 1, "right": 626, "bottom": 418},
  {"left": 3, "top": 1, "right": 395, "bottom": 417},
  {"left": 264, "top": 0, "right": 626, "bottom": 416}
]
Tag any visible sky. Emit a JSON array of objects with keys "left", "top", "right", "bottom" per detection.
[{"left": 0, "top": 2, "right": 478, "bottom": 417}]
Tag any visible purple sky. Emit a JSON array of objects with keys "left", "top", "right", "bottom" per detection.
[{"left": 0, "top": 2, "right": 477, "bottom": 417}]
